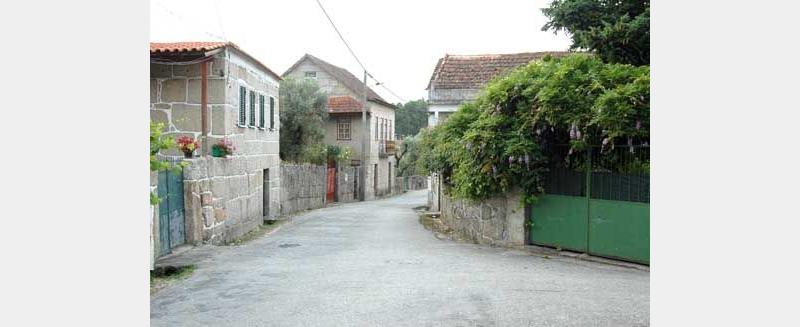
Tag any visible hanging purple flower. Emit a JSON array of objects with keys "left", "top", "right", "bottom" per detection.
[
  {"left": 636, "top": 120, "right": 642, "bottom": 130},
  {"left": 508, "top": 156, "right": 515, "bottom": 164},
  {"left": 576, "top": 129, "right": 582, "bottom": 139},
  {"left": 602, "top": 137, "right": 609, "bottom": 146},
  {"left": 492, "top": 165, "right": 497, "bottom": 175},
  {"left": 524, "top": 154, "right": 530, "bottom": 165},
  {"left": 569, "top": 123, "right": 577, "bottom": 139},
  {"left": 465, "top": 142, "right": 472, "bottom": 150}
]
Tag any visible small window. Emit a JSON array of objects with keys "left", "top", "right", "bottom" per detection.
[
  {"left": 337, "top": 118, "right": 351, "bottom": 140},
  {"left": 259, "top": 94, "right": 265, "bottom": 128},
  {"left": 249, "top": 91, "right": 256, "bottom": 127},
  {"left": 269, "top": 96, "right": 275, "bottom": 130},
  {"left": 375, "top": 119, "right": 379, "bottom": 140},
  {"left": 238, "top": 86, "right": 247, "bottom": 126},
  {"left": 304, "top": 71, "right": 317, "bottom": 78}
]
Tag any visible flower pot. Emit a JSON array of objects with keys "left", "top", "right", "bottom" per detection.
[
  {"left": 183, "top": 150, "right": 194, "bottom": 159},
  {"left": 211, "top": 146, "right": 224, "bottom": 158}
]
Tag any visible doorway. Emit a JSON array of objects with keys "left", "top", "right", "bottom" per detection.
[{"left": 263, "top": 168, "right": 270, "bottom": 219}]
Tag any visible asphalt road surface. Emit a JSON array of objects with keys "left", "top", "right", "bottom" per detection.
[{"left": 151, "top": 190, "right": 649, "bottom": 326}]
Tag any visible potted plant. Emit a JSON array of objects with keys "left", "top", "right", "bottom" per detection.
[
  {"left": 211, "top": 138, "right": 236, "bottom": 158},
  {"left": 176, "top": 136, "right": 199, "bottom": 158}
]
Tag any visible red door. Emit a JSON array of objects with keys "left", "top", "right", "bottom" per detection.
[{"left": 326, "top": 168, "right": 336, "bottom": 202}]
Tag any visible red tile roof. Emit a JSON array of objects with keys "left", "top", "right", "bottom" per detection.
[
  {"left": 327, "top": 96, "right": 363, "bottom": 113},
  {"left": 426, "top": 51, "right": 570, "bottom": 90},
  {"left": 150, "top": 42, "right": 228, "bottom": 53},
  {"left": 150, "top": 41, "right": 282, "bottom": 81}
]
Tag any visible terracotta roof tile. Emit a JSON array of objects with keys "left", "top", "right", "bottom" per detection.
[
  {"left": 150, "top": 42, "right": 228, "bottom": 53},
  {"left": 327, "top": 95, "right": 363, "bottom": 113},
  {"left": 150, "top": 41, "right": 282, "bottom": 81},
  {"left": 426, "top": 51, "right": 570, "bottom": 90}
]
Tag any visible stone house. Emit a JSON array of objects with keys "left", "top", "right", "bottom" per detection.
[
  {"left": 150, "top": 42, "right": 282, "bottom": 257},
  {"left": 283, "top": 54, "right": 398, "bottom": 200},
  {"left": 425, "top": 52, "right": 568, "bottom": 127}
]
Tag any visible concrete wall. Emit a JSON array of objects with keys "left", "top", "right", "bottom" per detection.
[
  {"left": 150, "top": 47, "right": 281, "bottom": 245},
  {"left": 439, "top": 187, "right": 527, "bottom": 247},
  {"left": 280, "top": 163, "right": 327, "bottom": 216}
]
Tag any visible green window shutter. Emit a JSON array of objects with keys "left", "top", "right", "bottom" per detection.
[
  {"left": 269, "top": 97, "right": 275, "bottom": 130},
  {"left": 239, "top": 86, "right": 246, "bottom": 125},
  {"left": 259, "top": 95, "right": 265, "bottom": 128},
  {"left": 249, "top": 91, "right": 256, "bottom": 126}
]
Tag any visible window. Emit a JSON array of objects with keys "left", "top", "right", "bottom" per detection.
[
  {"left": 375, "top": 119, "right": 379, "bottom": 140},
  {"left": 389, "top": 120, "right": 393, "bottom": 140},
  {"left": 249, "top": 91, "right": 256, "bottom": 127},
  {"left": 238, "top": 86, "right": 246, "bottom": 126},
  {"left": 258, "top": 94, "right": 265, "bottom": 128},
  {"left": 269, "top": 96, "right": 275, "bottom": 130},
  {"left": 337, "top": 118, "right": 351, "bottom": 140},
  {"left": 304, "top": 71, "right": 317, "bottom": 78}
]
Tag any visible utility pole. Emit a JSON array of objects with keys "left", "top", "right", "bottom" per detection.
[{"left": 359, "top": 70, "right": 368, "bottom": 201}]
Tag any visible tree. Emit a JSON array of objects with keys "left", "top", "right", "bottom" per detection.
[
  {"left": 394, "top": 99, "right": 428, "bottom": 139},
  {"left": 419, "top": 54, "right": 649, "bottom": 202},
  {"left": 542, "top": 0, "right": 649, "bottom": 66},
  {"left": 279, "top": 77, "right": 328, "bottom": 162}
]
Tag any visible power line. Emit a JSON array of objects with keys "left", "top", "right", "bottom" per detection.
[
  {"left": 313, "top": 0, "right": 406, "bottom": 103},
  {"left": 155, "top": 0, "right": 226, "bottom": 41},
  {"left": 314, "top": 0, "right": 366, "bottom": 72}
]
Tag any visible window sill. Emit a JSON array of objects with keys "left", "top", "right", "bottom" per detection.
[{"left": 237, "top": 124, "right": 247, "bottom": 128}]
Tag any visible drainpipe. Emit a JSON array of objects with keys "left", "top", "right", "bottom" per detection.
[{"left": 201, "top": 60, "right": 209, "bottom": 156}]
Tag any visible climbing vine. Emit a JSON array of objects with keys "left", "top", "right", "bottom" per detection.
[{"left": 417, "top": 54, "right": 649, "bottom": 203}]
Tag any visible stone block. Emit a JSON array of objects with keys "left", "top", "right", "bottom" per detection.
[
  {"left": 150, "top": 109, "right": 168, "bottom": 126},
  {"left": 151, "top": 63, "right": 172, "bottom": 78},
  {"left": 202, "top": 206, "right": 214, "bottom": 227},
  {"left": 150, "top": 79, "right": 158, "bottom": 103},
  {"left": 211, "top": 57, "right": 227, "bottom": 77},
  {"left": 211, "top": 177, "right": 230, "bottom": 199},
  {"left": 201, "top": 192, "right": 212, "bottom": 206},
  {"left": 171, "top": 103, "right": 202, "bottom": 132},
  {"left": 162, "top": 79, "right": 187, "bottom": 102},
  {"left": 188, "top": 78, "right": 226, "bottom": 104},
  {"left": 214, "top": 208, "right": 227, "bottom": 223},
  {"left": 173, "top": 63, "right": 202, "bottom": 78},
  {"left": 210, "top": 105, "right": 230, "bottom": 135}
]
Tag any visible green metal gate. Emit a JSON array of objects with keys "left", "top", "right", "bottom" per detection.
[
  {"left": 530, "top": 145, "right": 649, "bottom": 264},
  {"left": 157, "top": 169, "right": 185, "bottom": 256}
]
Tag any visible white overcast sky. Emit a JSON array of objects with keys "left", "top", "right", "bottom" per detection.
[{"left": 150, "top": 0, "right": 572, "bottom": 102}]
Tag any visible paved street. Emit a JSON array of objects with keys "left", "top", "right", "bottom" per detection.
[{"left": 151, "top": 190, "right": 649, "bottom": 326}]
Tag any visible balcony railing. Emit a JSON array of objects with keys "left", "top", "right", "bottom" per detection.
[{"left": 379, "top": 140, "right": 396, "bottom": 158}]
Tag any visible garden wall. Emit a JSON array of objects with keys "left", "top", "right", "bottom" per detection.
[
  {"left": 430, "top": 174, "right": 526, "bottom": 246},
  {"left": 406, "top": 175, "right": 428, "bottom": 190},
  {"left": 182, "top": 155, "right": 278, "bottom": 245},
  {"left": 280, "top": 163, "right": 327, "bottom": 215}
]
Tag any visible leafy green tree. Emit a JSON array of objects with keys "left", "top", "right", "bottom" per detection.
[
  {"left": 419, "top": 54, "right": 649, "bottom": 202},
  {"left": 542, "top": 0, "right": 649, "bottom": 66},
  {"left": 394, "top": 99, "right": 428, "bottom": 138},
  {"left": 279, "top": 78, "right": 328, "bottom": 162}
]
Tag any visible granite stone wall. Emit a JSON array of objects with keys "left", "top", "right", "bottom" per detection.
[
  {"left": 280, "top": 163, "right": 327, "bottom": 216},
  {"left": 439, "top": 188, "right": 526, "bottom": 246}
]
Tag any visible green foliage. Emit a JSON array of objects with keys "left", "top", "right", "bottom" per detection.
[
  {"left": 279, "top": 77, "right": 328, "bottom": 162},
  {"left": 418, "top": 54, "right": 649, "bottom": 203},
  {"left": 299, "top": 143, "right": 353, "bottom": 166},
  {"left": 149, "top": 122, "right": 187, "bottom": 205},
  {"left": 394, "top": 99, "right": 428, "bottom": 138},
  {"left": 395, "top": 134, "right": 423, "bottom": 177},
  {"left": 542, "top": 0, "right": 649, "bottom": 66}
]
